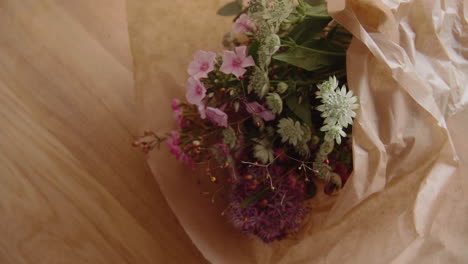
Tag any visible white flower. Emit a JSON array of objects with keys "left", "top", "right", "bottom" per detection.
[
  {"left": 320, "top": 124, "right": 347, "bottom": 144},
  {"left": 277, "top": 118, "right": 304, "bottom": 146},
  {"left": 316, "top": 76, "right": 359, "bottom": 144},
  {"left": 253, "top": 138, "right": 274, "bottom": 164}
]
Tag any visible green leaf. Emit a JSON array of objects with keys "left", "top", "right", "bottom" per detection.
[
  {"left": 273, "top": 45, "right": 344, "bottom": 71},
  {"left": 217, "top": 1, "right": 242, "bottom": 16},
  {"left": 288, "top": 18, "right": 331, "bottom": 44},
  {"left": 285, "top": 85, "right": 312, "bottom": 127},
  {"left": 248, "top": 40, "right": 260, "bottom": 63},
  {"left": 303, "top": 0, "right": 330, "bottom": 19}
]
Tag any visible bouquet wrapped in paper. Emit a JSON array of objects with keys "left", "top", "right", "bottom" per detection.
[{"left": 135, "top": 0, "right": 358, "bottom": 243}]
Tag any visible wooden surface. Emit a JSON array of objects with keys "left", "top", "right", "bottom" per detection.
[{"left": 0, "top": 0, "right": 206, "bottom": 263}]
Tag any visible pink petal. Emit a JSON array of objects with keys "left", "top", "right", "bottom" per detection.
[
  {"left": 231, "top": 67, "right": 247, "bottom": 78},
  {"left": 185, "top": 77, "right": 206, "bottom": 105},
  {"left": 241, "top": 55, "right": 255, "bottom": 68},
  {"left": 205, "top": 107, "right": 228, "bottom": 127},
  {"left": 259, "top": 110, "right": 275, "bottom": 121},
  {"left": 187, "top": 61, "right": 200, "bottom": 76},
  {"left": 235, "top": 46, "right": 248, "bottom": 59},
  {"left": 220, "top": 50, "right": 236, "bottom": 74}
]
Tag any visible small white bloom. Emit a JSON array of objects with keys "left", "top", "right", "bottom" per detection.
[{"left": 316, "top": 76, "right": 359, "bottom": 144}]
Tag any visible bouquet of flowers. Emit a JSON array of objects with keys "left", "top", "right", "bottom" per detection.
[{"left": 134, "top": 0, "right": 359, "bottom": 243}]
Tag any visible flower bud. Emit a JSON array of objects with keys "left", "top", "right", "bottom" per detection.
[{"left": 276, "top": 82, "right": 288, "bottom": 93}]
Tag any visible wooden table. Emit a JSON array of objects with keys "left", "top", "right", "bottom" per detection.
[{"left": 0, "top": 1, "right": 206, "bottom": 263}]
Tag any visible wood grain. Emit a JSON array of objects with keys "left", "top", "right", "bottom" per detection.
[{"left": 0, "top": 0, "right": 206, "bottom": 263}]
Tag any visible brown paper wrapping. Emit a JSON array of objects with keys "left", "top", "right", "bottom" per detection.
[{"left": 127, "top": 0, "right": 468, "bottom": 263}]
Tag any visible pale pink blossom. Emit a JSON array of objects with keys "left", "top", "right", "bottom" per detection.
[
  {"left": 187, "top": 50, "right": 217, "bottom": 79},
  {"left": 206, "top": 107, "right": 228, "bottom": 127},
  {"left": 245, "top": 101, "right": 275, "bottom": 121},
  {"left": 232, "top": 14, "right": 256, "bottom": 34},
  {"left": 185, "top": 77, "right": 206, "bottom": 105},
  {"left": 220, "top": 46, "right": 255, "bottom": 78}
]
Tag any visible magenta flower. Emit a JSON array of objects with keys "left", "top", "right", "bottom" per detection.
[
  {"left": 166, "top": 131, "right": 195, "bottom": 169},
  {"left": 220, "top": 46, "right": 255, "bottom": 78},
  {"left": 185, "top": 77, "right": 206, "bottom": 105},
  {"left": 205, "top": 107, "right": 228, "bottom": 127},
  {"left": 245, "top": 101, "right": 275, "bottom": 121},
  {"left": 232, "top": 14, "right": 256, "bottom": 34},
  {"left": 173, "top": 108, "right": 183, "bottom": 127},
  {"left": 166, "top": 131, "right": 182, "bottom": 156},
  {"left": 187, "top": 50, "right": 217, "bottom": 79},
  {"left": 171, "top": 98, "right": 181, "bottom": 110}
]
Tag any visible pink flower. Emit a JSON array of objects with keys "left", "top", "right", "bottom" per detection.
[
  {"left": 185, "top": 77, "right": 206, "bottom": 105},
  {"left": 232, "top": 14, "right": 256, "bottom": 34},
  {"left": 166, "top": 131, "right": 182, "bottom": 156},
  {"left": 245, "top": 101, "right": 275, "bottom": 121},
  {"left": 220, "top": 46, "right": 255, "bottom": 78},
  {"left": 171, "top": 98, "right": 181, "bottom": 110},
  {"left": 166, "top": 131, "right": 195, "bottom": 169},
  {"left": 173, "top": 108, "right": 183, "bottom": 127},
  {"left": 205, "top": 107, "right": 228, "bottom": 127},
  {"left": 187, "top": 50, "right": 217, "bottom": 79}
]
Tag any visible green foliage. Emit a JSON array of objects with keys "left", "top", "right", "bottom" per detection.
[
  {"left": 217, "top": 1, "right": 242, "bottom": 16},
  {"left": 284, "top": 83, "right": 312, "bottom": 127}
]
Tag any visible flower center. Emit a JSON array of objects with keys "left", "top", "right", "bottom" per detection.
[
  {"left": 232, "top": 57, "right": 242, "bottom": 68},
  {"left": 199, "top": 62, "right": 209, "bottom": 71}
]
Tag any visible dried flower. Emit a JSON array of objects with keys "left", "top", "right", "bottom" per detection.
[
  {"left": 220, "top": 46, "right": 255, "bottom": 78},
  {"left": 187, "top": 50, "right": 217, "bottom": 80},
  {"left": 277, "top": 118, "right": 304, "bottom": 146}
]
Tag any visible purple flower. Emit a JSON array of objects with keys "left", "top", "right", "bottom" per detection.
[
  {"left": 187, "top": 50, "right": 217, "bottom": 80},
  {"left": 232, "top": 14, "right": 256, "bottom": 34},
  {"left": 205, "top": 107, "right": 228, "bottom": 127},
  {"left": 220, "top": 46, "right": 255, "bottom": 78},
  {"left": 228, "top": 167, "right": 307, "bottom": 243},
  {"left": 185, "top": 77, "right": 206, "bottom": 105},
  {"left": 245, "top": 101, "right": 275, "bottom": 121}
]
